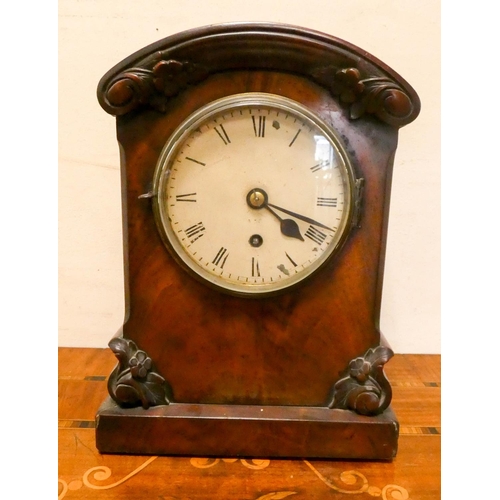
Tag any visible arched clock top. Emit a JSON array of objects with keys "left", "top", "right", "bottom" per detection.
[{"left": 97, "top": 23, "right": 420, "bottom": 127}]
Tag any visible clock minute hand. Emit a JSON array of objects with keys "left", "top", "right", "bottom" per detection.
[{"left": 267, "top": 203, "right": 334, "bottom": 232}]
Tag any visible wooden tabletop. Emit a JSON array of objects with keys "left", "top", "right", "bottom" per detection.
[{"left": 58, "top": 348, "right": 440, "bottom": 499}]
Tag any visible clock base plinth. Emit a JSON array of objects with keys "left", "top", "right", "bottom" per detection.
[{"left": 95, "top": 398, "right": 398, "bottom": 460}]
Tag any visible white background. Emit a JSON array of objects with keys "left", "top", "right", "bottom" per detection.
[{"left": 58, "top": 0, "right": 441, "bottom": 353}]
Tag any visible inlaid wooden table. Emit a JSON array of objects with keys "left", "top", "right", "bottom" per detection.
[{"left": 58, "top": 349, "right": 440, "bottom": 499}]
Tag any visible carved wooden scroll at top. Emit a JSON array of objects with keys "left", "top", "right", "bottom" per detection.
[{"left": 97, "top": 23, "right": 420, "bottom": 127}]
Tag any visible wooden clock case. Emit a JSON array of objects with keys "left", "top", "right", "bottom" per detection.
[{"left": 95, "top": 23, "right": 420, "bottom": 460}]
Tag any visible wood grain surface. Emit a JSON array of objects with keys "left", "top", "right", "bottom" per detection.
[
  {"left": 59, "top": 348, "right": 440, "bottom": 499},
  {"left": 93, "top": 24, "right": 422, "bottom": 460},
  {"left": 114, "top": 69, "right": 398, "bottom": 407}
]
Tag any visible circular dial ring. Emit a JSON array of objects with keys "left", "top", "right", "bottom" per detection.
[{"left": 153, "top": 93, "right": 356, "bottom": 296}]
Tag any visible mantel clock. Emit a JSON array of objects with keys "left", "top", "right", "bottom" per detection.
[{"left": 95, "top": 23, "right": 420, "bottom": 460}]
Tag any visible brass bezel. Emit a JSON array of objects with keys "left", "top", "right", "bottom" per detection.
[{"left": 152, "top": 92, "right": 357, "bottom": 297}]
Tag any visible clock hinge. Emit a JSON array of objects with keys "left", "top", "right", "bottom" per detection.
[
  {"left": 352, "top": 177, "right": 365, "bottom": 228},
  {"left": 138, "top": 190, "right": 156, "bottom": 199}
]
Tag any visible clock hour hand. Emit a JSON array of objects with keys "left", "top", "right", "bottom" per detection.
[
  {"left": 267, "top": 202, "right": 334, "bottom": 232},
  {"left": 246, "top": 188, "right": 304, "bottom": 241},
  {"left": 265, "top": 206, "right": 304, "bottom": 241}
]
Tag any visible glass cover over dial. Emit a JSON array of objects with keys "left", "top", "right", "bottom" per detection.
[{"left": 153, "top": 93, "right": 356, "bottom": 296}]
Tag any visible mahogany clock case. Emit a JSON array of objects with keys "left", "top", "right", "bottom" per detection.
[{"left": 95, "top": 23, "right": 420, "bottom": 459}]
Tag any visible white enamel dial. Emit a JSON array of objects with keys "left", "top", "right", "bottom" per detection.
[{"left": 153, "top": 93, "right": 355, "bottom": 296}]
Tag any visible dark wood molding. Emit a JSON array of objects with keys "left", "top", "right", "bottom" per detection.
[
  {"left": 97, "top": 23, "right": 420, "bottom": 127},
  {"left": 96, "top": 399, "right": 399, "bottom": 459}
]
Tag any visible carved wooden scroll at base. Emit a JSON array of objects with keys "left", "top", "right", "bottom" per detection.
[
  {"left": 329, "top": 346, "right": 394, "bottom": 416},
  {"left": 107, "top": 337, "right": 172, "bottom": 409}
]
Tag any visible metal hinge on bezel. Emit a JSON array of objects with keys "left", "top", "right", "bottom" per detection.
[{"left": 138, "top": 190, "right": 156, "bottom": 199}]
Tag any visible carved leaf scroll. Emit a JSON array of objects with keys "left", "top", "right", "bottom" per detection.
[
  {"left": 311, "top": 66, "right": 414, "bottom": 127},
  {"left": 107, "top": 337, "right": 172, "bottom": 409},
  {"left": 101, "top": 59, "right": 208, "bottom": 115},
  {"left": 97, "top": 24, "right": 420, "bottom": 127},
  {"left": 101, "top": 59, "right": 414, "bottom": 127},
  {"left": 329, "top": 346, "right": 394, "bottom": 416}
]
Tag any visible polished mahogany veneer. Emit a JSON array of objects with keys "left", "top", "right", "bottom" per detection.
[{"left": 95, "top": 23, "right": 420, "bottom": 459}]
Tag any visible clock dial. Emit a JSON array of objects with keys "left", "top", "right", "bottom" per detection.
[{"left": 153, "top": 93, "right": 355, "bottom": 295}]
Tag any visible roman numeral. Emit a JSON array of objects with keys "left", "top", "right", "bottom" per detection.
[
  {"left": 310, "top": 160, "right": 330, "bottom": 172},
  {"left": 252, "top": 257, "right": 260, "bottom": 277},
  {"left": 212, "top": 247, "right": 229, "bottom": 268},
  {"left": 285, "top": 252, "right": 297, "bottom": 267},
  {"left": 176, "top": 192, "right": 197, "bottom": 203},
  {"left": 305, "top": 226, "right": 327, "bottom": 245},
  {"left": 214, "top": 124, "right": 231, "bottom": 145},
  {"left": 289, "top": 129, "right": 301, "bottom": 147},
  {"left": 252, "top": 116, "right": 266, "bottom": 137},
  {"left": 185, "top": 157, "right": 206, "bottom": 166},
  {"left": 184, "top": 222, "right": 205, "bottom": 243},
  {"left": 317, "top": 197, "right": 337, "bottom": 207}
]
